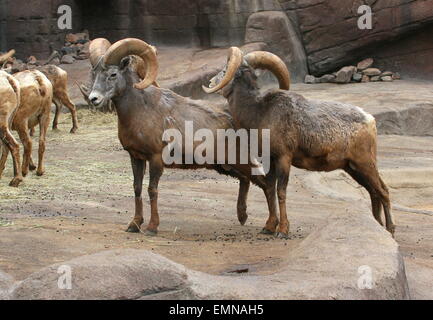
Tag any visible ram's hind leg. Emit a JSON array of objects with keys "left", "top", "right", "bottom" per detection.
[
  {"left": 0, "top": 141, "right": 8, "bottom": 179},
  {"left": 52, "top": 98, "right": 61, "bottom": 131},
  {"left": 16, "top": 122, "right": 32, "bottom": 177},
  {"left": 58, "top": 91, "right": 78, "bottom": 133},
  {"left": 254, "top": 168, "right": 279, "bottom": 235},
  {"left": 345, "top": 166, "right": 383, "bottom": 226},
  {"left": 349, "top": 161, "right": 395, "bottom": 236},
  {"left": 0, "top": 128, "right": 23, "bottom": 187},
  {"left": 36, "top": 112, "right": 50, "bottom": 176}
]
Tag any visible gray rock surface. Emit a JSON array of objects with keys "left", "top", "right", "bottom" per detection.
[
  {"left": 245, "top": 11, "right": 308, "bottom": 82},
  {"left": 357, "top": 58, "right": 374, "bottom": 71},
  {"left": 319, "top": 74, "right": 336, "bottom": 83},
  {"left": 10, "top": 212, "right": 410, "bottom": 300},
  {"left": 363, "top": 68, "right": 381, "bottom": 76},
  {"left": 352, "top": 72, "right": 363, "bottom": 82},
  {"left": 381, "top": 76, "right": 393, "bottom": 82},
  {"left": 375, "top": 103, "right": 433, "bottom": 137},
  {"left": 335, "top": 66, "right": 356, "bottom": 83},
  {"left": 304, "top": 75, "right": 317, "bottom": 84},
  {"left": 61, "top": 54, "right": 75, "bottom": 65}
]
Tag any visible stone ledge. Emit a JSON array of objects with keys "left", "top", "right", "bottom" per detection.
[{"left": 5, "top": 212, "right": 409, "bottom": 300}]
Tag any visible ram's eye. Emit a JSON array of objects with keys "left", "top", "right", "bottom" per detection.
[{"left": 109, "top": 73, "right": 117, "bottom": 79}]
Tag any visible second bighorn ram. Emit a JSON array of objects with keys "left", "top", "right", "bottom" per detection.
[
  {"left": 203, "top": 47, "right": 395, "bottom": 237},
  {"left": 87, "top": 38, "right": 279, "bottom": 236}
]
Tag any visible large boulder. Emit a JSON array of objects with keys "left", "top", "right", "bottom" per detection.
[
  {"left": 10, "top": 212, "right": 409, "bottom": 300},
  {"left": 245, "top": 11, "right": 308, "bottom": 82}
]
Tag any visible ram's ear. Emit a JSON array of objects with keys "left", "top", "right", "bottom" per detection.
[{"left": 119, "top": 56, "right": 132, "bottom": 71}]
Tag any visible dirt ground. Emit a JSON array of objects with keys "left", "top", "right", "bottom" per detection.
[{"left": 0, "top": 56, "right": 432, "bottom": 298}]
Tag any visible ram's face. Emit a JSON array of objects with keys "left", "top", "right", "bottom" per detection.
[{"left": 88, "top": 63, "right": 126, "bottom": 107}]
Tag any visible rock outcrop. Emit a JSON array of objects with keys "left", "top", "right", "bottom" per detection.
[
  {"left": 9, "top": 212, "right": 409, "bottom": 300},
  {"left": 245, "top": 11, "right": 308, "bottom": 82},
  {"left": 280, "top": 0, "right": 433, "bottom": 75}
]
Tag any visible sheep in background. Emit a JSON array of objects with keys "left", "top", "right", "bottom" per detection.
[{"left": 0, "top": 70, "right": 53, "bottom": 179}]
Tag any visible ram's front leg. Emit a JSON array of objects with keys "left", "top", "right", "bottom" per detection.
[
  {"left": 145, "top": 154, "right": 164, "bottom": 236},
  {"left": 126, "top": 156, "right": 146, "bottom": 233},
  {"left": 237, "top": 177, "right": 250, "bottom": 226}
]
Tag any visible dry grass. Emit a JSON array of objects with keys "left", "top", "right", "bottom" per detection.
[{"left": 0, "top": 109, "right": 142, "bottom": 204}]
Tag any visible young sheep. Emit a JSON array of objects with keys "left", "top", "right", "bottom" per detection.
[
  {"left": 37, "top": 65, "right": 79, "bottom": 133},
  {"left": 0, "top": 70, "right": 23, "bottom": 187},
  {"left": 0, "top": 70, "right": 53, "bottom": 178},
  {"left": 203, "top": 47, "right": 395, "bottom": 238}
]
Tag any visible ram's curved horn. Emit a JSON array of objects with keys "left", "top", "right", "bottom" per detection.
[
  {"left": 89, "top": 38, "right": 111, "bottom": 68},
  {"left": 103, "top": 38, "right": 158, "bottom": 90},
  {"left": 0, "top": 49, "right": 15, "bottom": 65},
  {"left": 243, "top": 51, "right": 291, "bottom": 90},
  {"left": 202, "top": 47, "right": 243, "bottom": 94}
]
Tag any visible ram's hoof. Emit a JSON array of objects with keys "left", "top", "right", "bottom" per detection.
[
  {"left": 275, "top": 232, "right": 289, "bottom": 240},
  {"left": 260, "top": 228, "right": 275, "bottom": 235},
  {"left": 126, "top": 222, "right": 142, "bottom": 233},
  {"left": 238, "top": 214, "right": 248, "bottom": 226},
  {"left": 9, "top": 177, "right": 23, "bottom": 187},
  {"left": 144, "top": 229, "right": 157, "bottom": 237}
]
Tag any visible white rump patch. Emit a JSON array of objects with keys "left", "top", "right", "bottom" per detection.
[{"left": 356, "top": 106, "right": 375, "bottom": 124}]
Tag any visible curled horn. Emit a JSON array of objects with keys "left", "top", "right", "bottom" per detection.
[
  {"left": 243, "top": 51, "right": 291, "bottom": 90},
  {"left": 103, "top": 38, "right": 158, "bottom": 90},
  {"left": 89, "top": 38, "right": 111, "bottom": 68},
  {"left": 202, "top": 47, "right": 243, "bottom": 94}
]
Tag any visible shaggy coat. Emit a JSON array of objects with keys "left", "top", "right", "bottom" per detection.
[{"left": 216, "top": 64, "right": 395, "bottom": 237}]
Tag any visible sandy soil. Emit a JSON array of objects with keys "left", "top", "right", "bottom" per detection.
[{"left": 0, "top": 57, "right": 432, "bottom": 298}]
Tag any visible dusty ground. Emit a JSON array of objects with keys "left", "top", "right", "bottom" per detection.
[{"left": 0, "top": 54, "right": 432, "bottom": 299}]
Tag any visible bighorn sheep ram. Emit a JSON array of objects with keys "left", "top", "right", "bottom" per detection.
[
  {"left": 203, "top": 47, "right": 395, "bottom": 238},
  {"left": 0, "top": 70, "right": 22, "bottom": 187},
  {"left": 87, "top": 38, "right": 278, "bottom": 236},
  {"left": 0, "top": 70, "right": 53, "bottom": 179}
]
